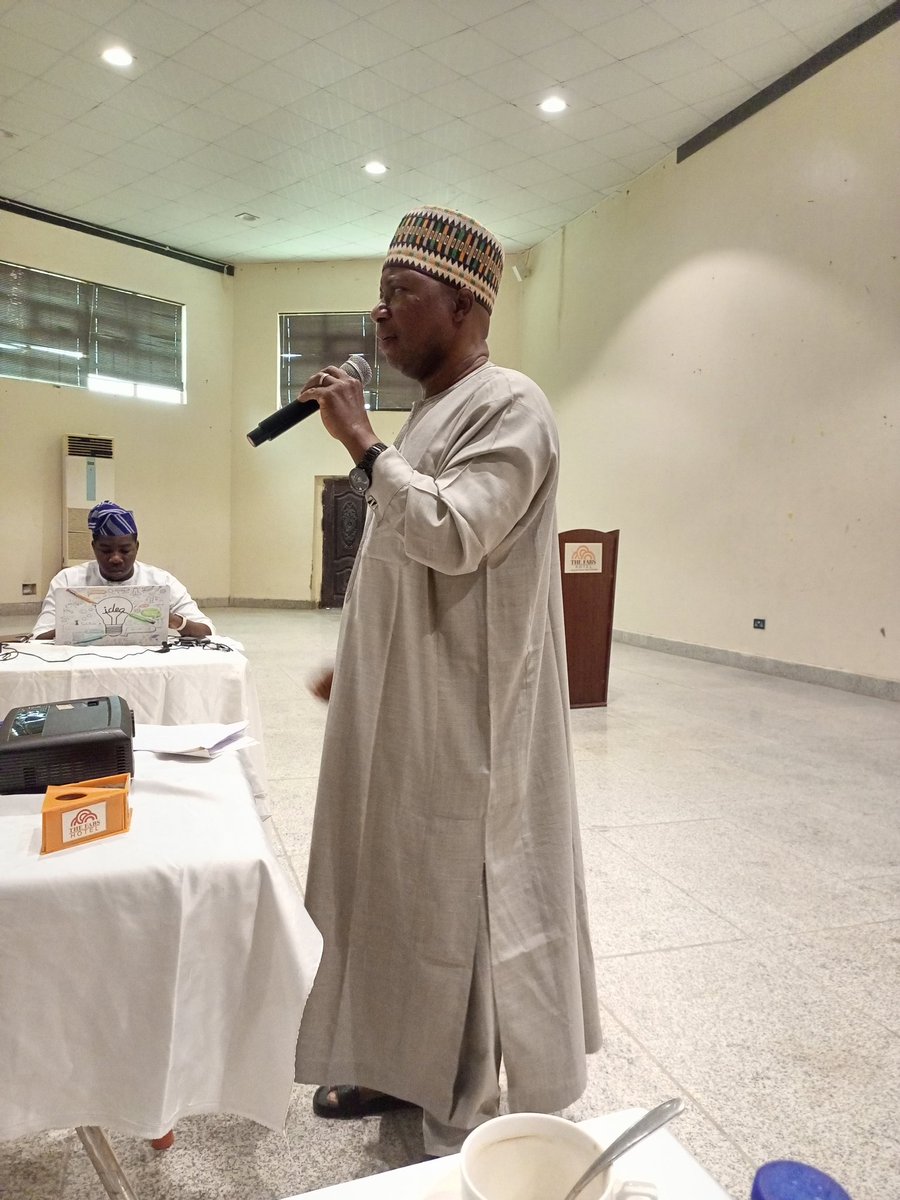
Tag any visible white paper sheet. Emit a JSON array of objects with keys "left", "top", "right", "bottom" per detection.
[{"left": 133, "top": 720, "right": 253, "bottom": 757}]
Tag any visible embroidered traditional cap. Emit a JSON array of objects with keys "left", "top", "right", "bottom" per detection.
[
  {"left": 88, "top": 500, "right": 138, "bottom": 538},
  {"left": 384, "top": 206, "right": 504, "bottom": 314}
]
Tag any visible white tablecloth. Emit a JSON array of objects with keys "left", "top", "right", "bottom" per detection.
[
  {"left": 0, "top": 753, "right": 322, "bottom": 1141},
  {"left": 0, "top": 637, "right": 268, "bottom": 801},
  {"left": 289, "top": 1109, "right": 734, "bottom": 1199}
]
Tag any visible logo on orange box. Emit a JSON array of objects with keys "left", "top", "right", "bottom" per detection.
[
  {"left": 71, "top": 808, "right": 101, "bottom": 836},
  {"left": 61, "top": 801, "right": 108, "bottom": 843}
]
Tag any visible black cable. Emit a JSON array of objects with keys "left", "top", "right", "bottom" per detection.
[
  {"left": 0, "top": 638, "right": 233, "bottom": 663},
  {"left": 0, "top": 638, "right": 232, "bottom": 667},
  {"left": 0, "top": 643, "right": 167, "bottom": 664},
  {"left": 166, "top": 637, "right": 233, "bottom": 652}
]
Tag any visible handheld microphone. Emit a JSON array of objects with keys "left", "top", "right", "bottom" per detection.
[{"left": 247, "top": 353, "right": 372, "bottom": 446}]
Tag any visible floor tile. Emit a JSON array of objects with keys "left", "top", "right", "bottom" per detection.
[
  {"left": 603, "top": 817, "right": 900, "bottom": 935},
  {"left": 563, "top": 1011, "right": 755, "bottom": 1200},
  {"left": 282, "top": 1086, "right": 426, "bottom": 1191},
  {"left": 0, "top": 1130, "right": 71, "bottom": 1200},
  {"left": 581, "top": 832, "right": 743, "bottom": 956},
  {"left": 766, "top": 920, "right": 900, "bottom": 1036},
  {"left": 597, "top": 939, "right": 900, "bottom": 1200},
  {"left": 725, "top": 790, "right": 900, "bottom": 880},
  {"left": 61, "top": 1119, "right": 304, "bottom": 1200}
]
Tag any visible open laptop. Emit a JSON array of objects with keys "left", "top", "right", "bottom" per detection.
[{"left": 54, "top": 584, "right": 171, "bottom": 647}]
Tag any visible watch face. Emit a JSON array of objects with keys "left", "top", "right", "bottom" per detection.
[{"left": 348, "top": 465, "right": 370, "bottom": 494}]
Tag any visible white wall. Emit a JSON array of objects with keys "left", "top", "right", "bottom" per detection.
[
  {"left": 0, "top": 211, "right": 233, "bottom": 607},
  {"left": 520, "top": 23, "right": 900, "bottom": 681}
]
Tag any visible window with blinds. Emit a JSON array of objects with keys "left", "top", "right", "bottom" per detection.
[
  {"left": 279, "top": 312, "right": 419, "bottom": 412},
  {"left": 0, "top": 261, "right": 185, "bottom": 404}
]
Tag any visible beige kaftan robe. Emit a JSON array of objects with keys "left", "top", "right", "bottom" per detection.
[{"left": 295, "top": 363, "right": 600, "bottom": 1123}]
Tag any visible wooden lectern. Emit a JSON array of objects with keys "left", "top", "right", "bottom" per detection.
[{"left": 558, "top": 529, "right": 620, "bottom": 707}]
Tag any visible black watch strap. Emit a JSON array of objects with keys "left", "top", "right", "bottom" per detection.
[
  {"left": 357, "top": 442, "right": 387, "bottom": 476},
  {"left": 349, "top": 442, "right": 387, "bottom": 494}
]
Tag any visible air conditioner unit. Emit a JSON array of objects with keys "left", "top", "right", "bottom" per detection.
[{"left": 62, "top": 435, "right": 115, "bottom": 566}]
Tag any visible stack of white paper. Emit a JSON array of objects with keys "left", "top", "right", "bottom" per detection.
[{"left": 133, "top": 721, "right": 256, "bottom": 759}]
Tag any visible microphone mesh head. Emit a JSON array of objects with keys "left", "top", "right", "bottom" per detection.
[{"left": 345, "top": 353, "right": 372, "bottom": 385}]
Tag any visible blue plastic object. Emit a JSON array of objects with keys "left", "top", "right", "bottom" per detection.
[{"left": 751, "top": 1160, "right": 852, "bottom": 1200}]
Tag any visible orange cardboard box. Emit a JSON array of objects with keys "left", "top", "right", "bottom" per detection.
[{"left": 41, "top": 772, "right": 132, "bottom": 854}]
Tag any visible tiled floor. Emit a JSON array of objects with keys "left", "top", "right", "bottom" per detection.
[{"left": 3, "top": 608, "right": 898, "bottom": 1199}]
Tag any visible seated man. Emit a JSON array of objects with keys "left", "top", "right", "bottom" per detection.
[{"left": 32, "top": 500, "right": 213, "bottom": 641}]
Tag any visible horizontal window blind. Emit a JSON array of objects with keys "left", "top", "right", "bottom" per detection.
[
  {"left": 279, "top": 312, "right": 419, "bottom": 412},
  {"left": 91, "top": 287, "right": 183, "bottom": 389},
  {"left": 0, "top": 264, "right": 89, "bottom": 387},
  {"left": 0, "top": 260, "right": 184, "bottom": 401}
]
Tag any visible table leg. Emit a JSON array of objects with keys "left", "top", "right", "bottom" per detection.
[{"left": 76, "top": 1126, "right": 140, "bottom": 1200}]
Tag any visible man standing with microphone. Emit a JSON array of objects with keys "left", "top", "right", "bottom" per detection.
[{"left": 294, "top": 207, "right": 600, "bottom": 1157}]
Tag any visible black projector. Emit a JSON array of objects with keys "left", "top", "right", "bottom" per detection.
[{"left": 0, "top": 695, "right": 135, "bottom": 794}]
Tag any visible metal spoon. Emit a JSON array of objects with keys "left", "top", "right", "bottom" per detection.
[{"left": 561, "top": 1097, "right": 685, "bottom": 1200}]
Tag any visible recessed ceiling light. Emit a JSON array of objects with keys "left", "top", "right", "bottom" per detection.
[
  {"left": 539, "top": 96, "right": 567, "bottom": 114},
  {"left": 364, "top": 160, "right": 387, "bottom": 176},
  {"left": 101, "top": 46, "right": 133, "bottom": 67},
  {"left": 235, "top": 212, "right": 260, "bottom": 222}
]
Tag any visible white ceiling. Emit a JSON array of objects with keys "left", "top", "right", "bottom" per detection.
[{"left": 0, "top": 0, "right": 889, "bottom": 265}]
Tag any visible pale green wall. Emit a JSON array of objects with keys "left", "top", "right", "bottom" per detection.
[
  {"left": 0, "top": 210, "right": 234, "bottom": 608},
  {"left": 519, "top": 23, "right": 899, "bottom": 681},
  {"left": 0, "top": 215, "right": 520, "bottom": 615},
  {"left": 229, "top": 258, "right": 521, "bottom": 601}
]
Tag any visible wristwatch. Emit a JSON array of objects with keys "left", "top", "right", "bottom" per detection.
[{"left": 349, "top": 442, "right": 387, "bottom": 495}]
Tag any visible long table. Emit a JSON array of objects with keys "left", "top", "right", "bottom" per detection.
[
  {"left": 0, "top": 636, "right": 269, "bottom": 803},
  {"left": 0, "top": 752, "right": 321, "bottom": 1172}
]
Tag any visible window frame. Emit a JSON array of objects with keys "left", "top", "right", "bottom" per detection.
[
  {"left": 278, "top": 311, "right": 419, "bottom": 413},
  {"left": 0, "top": 260, "right": 186, "bottom": 405}
]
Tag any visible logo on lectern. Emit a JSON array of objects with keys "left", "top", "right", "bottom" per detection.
[{"left": 565, "top": 543, "right": 603, "bottom": 573}]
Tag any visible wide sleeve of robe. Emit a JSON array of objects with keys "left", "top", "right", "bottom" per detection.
[{"left": 364, "top": 366, "right": 559, "bottom": 576}]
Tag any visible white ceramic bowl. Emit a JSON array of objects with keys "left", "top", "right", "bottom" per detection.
[{"left": 460, "top": 1112, "right": 614, "bottom": 1200}]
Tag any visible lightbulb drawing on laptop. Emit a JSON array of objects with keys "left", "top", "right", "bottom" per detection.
[{"left": 95, "top": 596, "right": 133, "bottom": 636}]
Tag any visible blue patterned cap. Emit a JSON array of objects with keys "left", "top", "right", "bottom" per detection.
[{"left": 88, "top": 501, "right": 138, "bottom": 538}]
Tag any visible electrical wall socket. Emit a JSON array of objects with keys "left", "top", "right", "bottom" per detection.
[
  {"left": 753, "top": 618, "right": 766, "bottom": 629},
  {"left": 21, "top": 583, "right": 36, "bottom": 596}
]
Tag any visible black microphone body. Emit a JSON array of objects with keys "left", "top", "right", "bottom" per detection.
[
  {"left": 246, "top": 395, "right": 318, "bottom": 446},
  {"left": 247, "top": 354, "right": 371, "bottom": 446}
]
